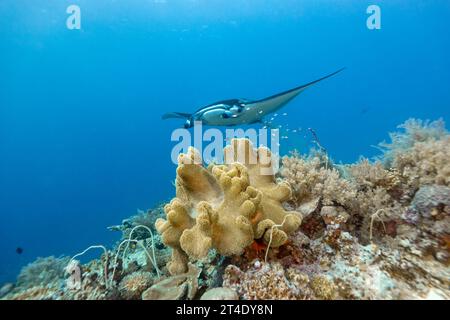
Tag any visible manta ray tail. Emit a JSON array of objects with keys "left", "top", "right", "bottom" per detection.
[{"left": 162, "top": 112, "right": 191, "bottom": 120}]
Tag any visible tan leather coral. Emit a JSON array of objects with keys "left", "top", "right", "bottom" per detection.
[{"left": 155, "top": 138, "right": 302, "bottom": 275}]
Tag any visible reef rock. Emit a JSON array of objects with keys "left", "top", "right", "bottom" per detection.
[
  {"left": 411, "top": 185, "right": 450, "bottom": 219},
  {"left": 141, "top": 263, "right": 201, "bottom": 300},
  {"left": 200, "top": 287, "right": 238, "bottom": 300}
]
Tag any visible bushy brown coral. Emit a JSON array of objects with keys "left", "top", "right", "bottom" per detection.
[
  {"left": 379, "top": 118, "right": 449, "bottom": 188},
  {"left": 156, "top": 138, "right": 302, "bottom": 275},
  {"left": 381, "top": 118, "right": 447, "bottom": 162},
  {"left": 347, "top": 158, "right": 401, "bottom": 193},
  {"left": 392, "top": 137, "right": 450, "bottom": 187},
  {"left": 281, "top": 144, "right": 408, "bottom": 244},
  {"left": 280, "top": 153, "right": 357, "bottom": 216}
]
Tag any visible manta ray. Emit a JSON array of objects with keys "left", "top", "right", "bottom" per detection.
[{"left": 162, "top": 68, "right": 345, "bottom": 128}]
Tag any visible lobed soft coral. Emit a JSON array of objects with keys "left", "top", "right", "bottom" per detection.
[{"left": 155, "top": 138, "right": 302, "bottom": 275}]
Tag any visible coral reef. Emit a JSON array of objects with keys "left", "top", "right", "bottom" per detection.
[
  {"left": 155, "top": 138, "right": 302, "bottom": 275},
  {"left": 222, "top": 118, "right": 449, "bottom": 300},
  {"left": 3, "top": 118, "right": 449, "bottom": 300},
  {"left": 2, "top": 256, "right": 70, "bottom": 300}
]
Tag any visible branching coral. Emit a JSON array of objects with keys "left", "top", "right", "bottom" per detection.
[
  {"left": 347, "top": 158, "right": 401, "bottom": 193},
  {"left": 281, "top": 147, "right": 406, "bottom": 244},
  {"left": 391, "top": 137, "right": 450, "bottom": 187},
  {"left": 280, "top": 153, "right": 357, "bottom": 215},
  {"left": 16, "top": 256, "right": 70, "bottom": 290},
  {"left": 379, "top": 118, "right": 449, "bottom": 187},
  {"left": 380, "top": 118, "right": 447, "bottom": 163},
  {"left": 155, "top": 138, "right": 302, "bottom": 275}
]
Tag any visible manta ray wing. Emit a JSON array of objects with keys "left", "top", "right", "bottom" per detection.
[
  {"left": 245, "top": 68, "right": 346, "bottom": 114},
  {"left": 161, "top": 112, "right": 191, "bottom": 120}
]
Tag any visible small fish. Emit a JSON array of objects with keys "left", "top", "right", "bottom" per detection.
[
  {"left": 360, "top": 106, "right": 370, "bottom": 115},
  {"left": 16, "top": 247, "right": 23, "bottom": 254}
]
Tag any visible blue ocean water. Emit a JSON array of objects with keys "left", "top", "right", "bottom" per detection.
[{"left": 0, "top": 1, "right": 449, "bottom": 284}]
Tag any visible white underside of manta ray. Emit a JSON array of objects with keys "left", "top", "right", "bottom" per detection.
[{"left": 162, "top": 68, "right": 345, "bottom": 128}]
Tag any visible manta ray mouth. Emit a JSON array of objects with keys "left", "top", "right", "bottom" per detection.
[{"left": 184, "top": 119, "right": 193, "bottom": 129}]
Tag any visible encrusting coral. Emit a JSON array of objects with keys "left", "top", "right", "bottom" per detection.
[
  {"left": 223, "top": 261, "right": 337, "bottom": 300},
  {"left": 155, "top": 138, "right": 302, "bottom": 275},
  {"left": 118, "top": 271, "right": 153, "bottom": 300}
]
